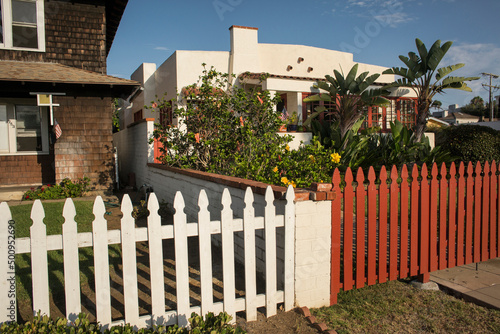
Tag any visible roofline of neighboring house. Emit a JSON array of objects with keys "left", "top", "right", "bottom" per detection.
[
  {"left": 238, "top": 72, "right": 388, "bottom": 86},
  {"left": 428, "top": 117, "right": 450, "bottom": 126},
  {"left": 105, "top": 0, "right": 129, "bottom": 56}
]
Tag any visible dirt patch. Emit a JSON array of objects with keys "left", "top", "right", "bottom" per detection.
[{"left": 236, "top": 308, "right": 320, "bottom": 334}]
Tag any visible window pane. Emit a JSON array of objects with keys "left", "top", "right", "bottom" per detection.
[
  {"left": 12, "top": 0, "right": 36, "bottom": 24},
  {"left": 0, "top": 2, "right": 3, "bottom": 44},
  {"left": 12, "top": 25, "right": 37, "bottom": 48},
  {"left": 0, "top": 105, "right": 9, "bottom": 151},
  {"left": 16, "top": 105, "right": 41, "bottom": 151}
]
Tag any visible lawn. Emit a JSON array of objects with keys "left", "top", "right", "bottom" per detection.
[{"left": 312, "top": 279, "right": 500, "bottom": 333}]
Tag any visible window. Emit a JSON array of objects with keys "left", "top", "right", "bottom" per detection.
[
  {"left": 0, "top": 100, "right": 49, "bottom": 154},
  {"left": 0, "top": 0, "right": 45, "bottom": 51}
]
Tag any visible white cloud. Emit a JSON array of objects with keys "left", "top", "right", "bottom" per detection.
[
  {"left": 440, "top": 42, "right": 500, "bottom": 106},
  {"left": 154, "top": 46, "right": 169, "bottom": 51},
  {"left": 373, "top": 12, "right": 414, "bottom": 27},
  {"left": 342, "top": 0, "right": 413, "bottom": 27}
]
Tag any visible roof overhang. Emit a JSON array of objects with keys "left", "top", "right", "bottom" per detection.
[{"left": 0, "top": 61, "right": 140, "bottom": 98}]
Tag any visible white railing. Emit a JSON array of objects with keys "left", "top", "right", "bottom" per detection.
[{"left": 0, "top": 186, "right": 295, "bottom": 329}]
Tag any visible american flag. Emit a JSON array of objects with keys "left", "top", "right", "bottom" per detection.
[
  {"left": 280, "top": 107, "right": 289, "bottom": 121},
  {"left": 53, "top": 119, "right": 62, "bottom": 139}
]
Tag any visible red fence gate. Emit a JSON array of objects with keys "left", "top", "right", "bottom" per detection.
[{"left": 330, "top": 161, "right": 500, "bottom": 305}]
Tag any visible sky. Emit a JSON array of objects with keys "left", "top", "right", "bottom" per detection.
[{"left": 107, "top": 0, "right": 500, "bottom": 109}]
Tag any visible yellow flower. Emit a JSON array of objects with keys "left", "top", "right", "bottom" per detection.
[
  {"left": 273, "top": 166, "right": 278, "bottom": 173},
  {"left": 285, "top": 144, "right": 290, "bottom": 151},
  {"left": 331, "top": 152, "right": 341, "bottom": 164},
  {"left": 290, "top": 180, "right": 297, "bottom": 188},
  {"left": 281, "top": 177, "right": 289, "bottom": 185},
  {"left": 308, "top": 155, "right": 315, "bottom": 162}
]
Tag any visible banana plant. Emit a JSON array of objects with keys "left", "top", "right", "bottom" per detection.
[
  {"left": 383, "top": 38, "right": 479, "bottom": 141},
  {"left": 304, "top": 63, "right": 389, "bottom": 141}
]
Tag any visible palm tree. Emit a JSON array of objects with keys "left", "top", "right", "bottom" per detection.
[
  {"left": 304, "top": 63, "right": 389, "bottom": 138},
  {"left": 383, "top": 39, "right": 479, "bottom": 141}
]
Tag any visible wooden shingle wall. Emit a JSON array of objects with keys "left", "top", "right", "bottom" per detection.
[
  {"left": 0, "top": 1, "right": 107, "bottom": 73},
  {"left": 53, "top": 96, "right": 115, "bottom": 191}
]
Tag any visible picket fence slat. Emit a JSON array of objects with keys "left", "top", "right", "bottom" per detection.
[
  {"left": 389, "top": 166, "right": 398, "bottom": 281},
  {"left": 457, "top": 163, "right": 465, "bottom": 266},
  {"left": 174, "top": 191, "right": 190, "bottom": 327},
  {"left": 93, "top": 196, "right": 112, "bottom": 327},
  {"left": 490, "top": 161, "right": 497, "bottom": 259},
  {"left": 356, "top": 168, "right": 366, "bottom": 288},
  {"left": 0, "top": 202, "right": 14, "bottom": 323},
  {"left": 284, "top": 185, "right": 295, "bottom": 311},
  {"left": 198, "top": 190, "right": 214, "bottom": 317},
  {"left": 410, "top": 165, "right": 419, "bottom": 277},
  {"left": 474, "top": 162, "right": 482, "bottom": 263},
  {"left": 243, "top": 188, "right": 257, "bottom": 321},
  {"left": 378, "top": 167, "right": 388, "bottom": 284},
  {"left": 30, "top": 200, "right": 50, "bottom": 317},
  {"left": 429, "top": 164, "right": 439, "bottom": 273},
  {"left": 448, "top": 163, "right": 457, "bottom": 269},
  {"left": 331, "top": 160, "right": 500, "bottom": 304},
  {"left": 400, "top": 165, "right": 409, "bottom": 278},
  {"left": 367, "top": 168, "right": 377, "bottom": 286},
  {"left": 264, "top": 186, "right": 277, "bottom": 317},
  {"left": 439, "top": 164, "right": 448, "bottom": 270},
  {"left": 465, "top": 162, "right": 474, "bottom": 264},
  {"left": 147, "top": 193, "right": 166, "bottom": 324},
  {"left": 121, "top": 195, "right": 140, "bottom": 326},
  {"left": 62, "top": 198, "right": 81, "bottom": 322},
  {"left": 344, "top": 169, "right": 354, "bottom": 290},
  {"left": 482, "top": 162, "right": 490, "bottom": 261}
]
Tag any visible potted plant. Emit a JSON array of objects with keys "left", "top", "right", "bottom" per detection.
[{"left": 287, "top": 111, "right": 298, "bottom": 132}]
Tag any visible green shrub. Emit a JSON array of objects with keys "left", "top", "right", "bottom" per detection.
[
  {"left": 0, "top": 312, "right": 246, "bottom": 333},
  {"left": 440, "top": 124, "right": 500, "bottom": 163},
  {"left": 22, "top": 177, "right": 91, "bottom": 200}
]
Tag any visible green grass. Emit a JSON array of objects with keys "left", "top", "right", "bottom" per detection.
[
  {"left": 10, "top": 200, "right": 95, "bottom": 237},
  {"left": 312, "top": 279, "right": 500, "bottom": 334}
]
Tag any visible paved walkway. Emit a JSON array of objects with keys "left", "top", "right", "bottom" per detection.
[{"left": 430, "top": 257, "right": 500, "bottom": 310}]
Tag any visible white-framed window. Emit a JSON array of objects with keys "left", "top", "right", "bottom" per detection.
[
  {"left": 0, "top": 0, "right": 45, "bottom": 51},
  {"left": 0, "top": 99, "right": 49, "bottom": 155}
]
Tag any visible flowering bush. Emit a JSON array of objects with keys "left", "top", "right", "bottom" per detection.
[
  {"left": 269, "top": 139, "right": 342, "bottom": 188},
  {"left": 150, "top": 65, "right": 292, "bottom": 181},
  {"left": 23, "top": 177, "right": 91, "bottom": 200}
]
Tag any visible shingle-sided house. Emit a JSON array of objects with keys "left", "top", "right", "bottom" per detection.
[{"left": 0, "top": 0, "right": 139, "bottom": 192}]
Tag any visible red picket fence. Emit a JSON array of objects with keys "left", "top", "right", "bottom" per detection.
[{"left": 330, "top": 161, "right": 500, "bottom": 305}]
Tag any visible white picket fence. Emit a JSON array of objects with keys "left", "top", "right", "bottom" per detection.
[{"left": 0, "top": 186, "right": 295, "bottom": 328}]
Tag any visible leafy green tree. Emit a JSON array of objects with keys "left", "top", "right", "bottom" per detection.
[
  {"left": 431, "top": 100, "right": 442, "bottom": 111},
  {"left": 383, "top": 39, "right": 479, "bottom": 141},
  {"left": 460, "top": 96, "right": 488, "bottom": 117},
  {"left": 304, "top": 63, "right": 389, "bottom": 141}
]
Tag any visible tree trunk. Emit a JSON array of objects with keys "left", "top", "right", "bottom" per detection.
[{"left": 414, "top": 99, "right": 430, "bottom": 142}]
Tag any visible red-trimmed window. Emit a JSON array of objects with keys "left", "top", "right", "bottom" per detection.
[
  {"left": 159, "top": 102, "right": 173, "bottom": 127},
  {"left": 133, "top": 109, "right": 143, "bottom": 123}
]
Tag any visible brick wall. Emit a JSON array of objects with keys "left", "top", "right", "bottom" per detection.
[
  {"left": 0, "top": 1, "right": 106, "bottom": 73},
  {"left": 53, "top": 96, "right": 114, "bottom": 191},
  {"left": 0, "top": 153, "right": 55, "bottom": 186}
]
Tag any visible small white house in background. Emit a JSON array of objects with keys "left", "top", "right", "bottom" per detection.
[{"left": 122, "top": 25, "right": 418, "bottom": 145}]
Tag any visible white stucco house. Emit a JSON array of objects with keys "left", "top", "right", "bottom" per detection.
[{"left": 121, "top": 25, "right": 417, "bottom": 137}]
